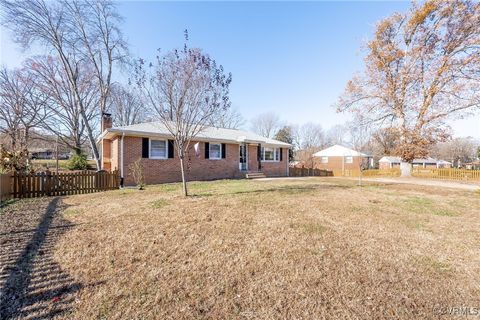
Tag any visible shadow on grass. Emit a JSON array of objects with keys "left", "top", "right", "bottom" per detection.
[{"left": 0, "top": 198, "right": 83, "bottom": 319}]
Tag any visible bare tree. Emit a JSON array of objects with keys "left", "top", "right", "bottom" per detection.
[
  {"left": 370, "top": 127, "right": 400, "bottom": 157},
  {"left": 298, "top": 122, "right": 325, "bottom": 150},
  {"left": 135, "top": 41, "right": 232, "bottom": 196},
  {"left": 325, "top": 124, "right": 347, "bottom": 146},
  {"left": 210, "top": 107, "right": 245, "bottom": 129},
  {"left": 290, "top": 123, "right": 325, "bottom": 168},
  {"left": 346, "top": 115, "right": 372, "bottom": 153},
  {"left": 346, "top": 115, "right": 373, "bottom": 186},
  {"left": 430, "top": 137, "right": 478, "bottom": 167},
  {"left": 1, "top": 0, "right": 128, "bottom": 169},
  {"left": 107, "top": 83, "right": 146, "bottom": 126},
  {"left": 336, "top": 0, "right": 480, "bottom": 176},
  {"left": 0, "top": 67, "right": 47, "bottom": 151},
  {"left": 27, "top": 56, "right": 97, "bottom": 154},
  {"left": 250, "top": 112, "right": 282, "bottom": 138}
]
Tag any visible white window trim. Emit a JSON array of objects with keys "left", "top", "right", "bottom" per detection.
[
  {"left": 209, "top": 143, "right": 222, "bottom": 160},
  {"left": 261, "top": 147, "right": 280, "bottom": 162},
  {"left": 345, "top": 156, "right": 353, "bottom": 164},
  {"left": 321, "top": 156, "right": 328, "bottom": 164},
  {"left": 149, "top": 139, "right": 168, "bottom": 159}
]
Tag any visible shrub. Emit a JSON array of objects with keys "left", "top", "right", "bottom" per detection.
[
  {"left": 0, "top": 145, "right": 28, "bottom": 172},
  {"left": 67, "top": 153, "right": 88, "bottom": 170}
]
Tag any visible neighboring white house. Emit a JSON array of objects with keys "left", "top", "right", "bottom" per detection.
[
  {"left": 378, "top": 156, "right": 452, "bottom": 169},
  {"left": 312, "top": 145, "right": 373, "bottom": 171}
]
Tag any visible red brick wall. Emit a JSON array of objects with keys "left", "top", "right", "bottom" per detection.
[
  {"left": 111, "top": 137, "right": 119, "bottom": 171},
  {"left": 103, "top": 136, "right": 289, "bottom": 185},
  {"left": 261, "top": 148, "right": 289, "bottom": 177},
  {"left": 315, "top": 156, "right": 362, "bottom": 171},
  {"left": 379, "top": 162, "right": 391, "bottom": 170},
  {"left": 102, "top": 139, "right": 112, "bottom": 171}
]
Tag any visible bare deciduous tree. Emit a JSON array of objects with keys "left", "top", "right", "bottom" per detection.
[
  {"left": 210, "top": 107, "right": 245, "bottom": 129},
  {"left": 0, "top": 67, "right": 47, "bottom": 151},
  {"left": 290, "top": 123, "right": 325, "bottom": 168},
  {"left": 250, "top": 112, "right": 282, "bottom": 138},
  {"left": 27, "top": 56, "right": 97, "bottom": 155},
  {"left": 370, "top": 127, "right": 400, "bottom": 157},
  {"left": 298, "top": 122, "right": 325, "bottom": 150},
  {"left": 107, "top": 83, "right": 146, "bottom": 126},
  {"left": 430, "top": 137, "right": 478, "bottom": 167},
  {"left": 1, "top": 0, "right": 127, "bottom": 169},
  {"left": 135, "top": 41, "right": 232, "bottom": 196},
  {"left": 325, "top": 124, "right": 347, "bottom": 146},
  {"left": 336, "top": 0, "right": 480, "bottom": 176}
]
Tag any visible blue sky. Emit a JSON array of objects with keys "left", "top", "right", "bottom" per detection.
[{"left": 1, "top": 1, "right": 478, "bottom": 138}]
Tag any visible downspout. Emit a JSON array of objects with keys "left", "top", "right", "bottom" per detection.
[
  {"left": 286, "top": 147, "right": 289, "bottom": 177},
  {"left": 120, "top": 132, "right": 125, "bottom": 187}
]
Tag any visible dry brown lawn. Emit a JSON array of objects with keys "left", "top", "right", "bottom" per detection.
[{"left": 2, "top": 178, "right": 480, "bottom": 319}]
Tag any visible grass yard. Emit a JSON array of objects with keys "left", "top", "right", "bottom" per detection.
[{"left": 1, "top": 178, "right": 480, "bottom": 319}]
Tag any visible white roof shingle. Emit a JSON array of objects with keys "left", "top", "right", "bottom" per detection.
[
  {"left": 313, "top": 145, "right": 369, "bottom": 157},
  {"left": 102, "top": 121, "right": 291, "bottom": 147}
]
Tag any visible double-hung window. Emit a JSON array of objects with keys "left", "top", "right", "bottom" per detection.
[
  {"left": 261, "top": 147, "right": 280, "bottom": 162},
  {"left": 150, "top": 139, "right": 167, "bottom": 159},
  {"left": 209, "top": 143, "right": 222, "bottom": 160},
  {"left": 321, "top": 156, "right": 328, "bottom": 163},
  {"left": 345, "top": 156, "right": 353, "bottom": 164}
]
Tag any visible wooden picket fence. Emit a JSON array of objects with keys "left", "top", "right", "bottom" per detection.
[
  {"left": 363, "top": 168, "right": 401, "bottom": 177},
  {"left": 6, "top": 170, "right": 120, "bottom": 199},
  {"left": 412, "top": 168, "right": 480, "bottom": 182},
  {"left": 289, "top": 167, "right": 333, "bottom": 177}
]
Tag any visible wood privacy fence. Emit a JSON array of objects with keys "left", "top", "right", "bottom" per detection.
[
  {"left": 0, "top": 172, "right": 11, "bottom": 202},
  {"left": 289, "top": 167, "right": 333, "bottom": 177},
  {"left": 412, "top": 168, "right": 480, "bottom": 182},
  {"left": 2, "top": 170, "right": 120, "bottom": 199}
]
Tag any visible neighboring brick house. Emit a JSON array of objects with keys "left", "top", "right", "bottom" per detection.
[
  {"left": 378, "top": 156, "right": 452, "bottom": 169},
  {"left": 312, "top": 145, "right": 373, "bottom": 172},
  {"left": 99, "top": 116, "right": 290, "bottom": 186}
]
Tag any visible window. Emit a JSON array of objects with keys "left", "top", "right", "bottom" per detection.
[
  {"left": 209, "top": 143, "right": 221, "bottom": 159},
  {"left": 321, "top": 156, "right": 328, "bottom": 163},
  {"left": 261, "top": 147, "right": 280, "bottom": 161},
  {"left": 150, "top": 139, "right": 167, "bottom": 159},
  {"left": 345, "top": 156, "right": 353, "bottom": 164}
]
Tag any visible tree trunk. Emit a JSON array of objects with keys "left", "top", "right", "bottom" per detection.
[
  {"left": 79, "top": 107, "right": 101, "bottom": 170},
  {"left": 400, "top": 161, "right": 412, "bottom": 177},
  {"left": 179, "top": 156, "right": 188, "bottom": 197}
]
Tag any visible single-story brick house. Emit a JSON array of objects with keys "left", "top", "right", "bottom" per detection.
[
  {"left": 378, "top": 156, "right": 452, "bottom": 169},
  {"left": 99, "top": 116, "right": 291, "bottom": 186},
  {"left": 312, "top": 145, "right": 373, "bottom": 172}
]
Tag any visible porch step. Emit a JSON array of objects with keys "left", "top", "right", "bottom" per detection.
[{"left": 245, "top": 172, "right": 266, "bottom": 179}]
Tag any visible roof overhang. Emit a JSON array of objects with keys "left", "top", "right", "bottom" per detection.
[{"left": 98, "top": 128, "right": 291, "bottom": 148}]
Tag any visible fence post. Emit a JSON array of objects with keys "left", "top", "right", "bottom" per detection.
[{"left": 45, "top": 169, "right": 52, "bottom": 196}]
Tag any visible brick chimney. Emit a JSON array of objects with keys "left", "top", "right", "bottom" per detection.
[{"left": 101, "top": 112, "right": 112, "bottom": 132}]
